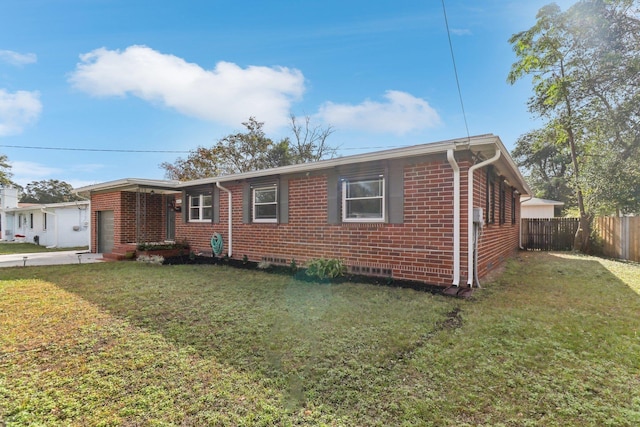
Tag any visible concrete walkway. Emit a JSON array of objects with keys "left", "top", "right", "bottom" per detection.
[{"left": 0, "top": 251, "right": 105, "bottom": 268}]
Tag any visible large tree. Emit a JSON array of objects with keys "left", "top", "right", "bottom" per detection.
[
  {"left": 0, "top": 154, "right": 14, "bottom": 187},
  {"left": 20, "top": 179, "right": 82, "bottom": 204},
  {"left": 161, "top": 116, "right": 337, "bottom": 181},
  {"left": 508, "top": 0, "right": 640, "bottom": 251}
]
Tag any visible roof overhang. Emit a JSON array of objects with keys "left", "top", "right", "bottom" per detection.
[
  {"left": 74, "top": 178, "right": 180, "bottom": 196},
  {"left": 4, "top": 200, "right": 90, "bottom": 213},
  {"left": 177, "top": 134, "right": 531, "bottom": 196}
]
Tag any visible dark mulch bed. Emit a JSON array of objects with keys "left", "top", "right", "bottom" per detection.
[{"left": 163, "top": 254, "right": 445, "bottom": 294}]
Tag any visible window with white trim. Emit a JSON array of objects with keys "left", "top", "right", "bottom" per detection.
[
  {"left": 342, "top": 176, "right": 385, "bottom": 222},
  {"left": 189, "top": 194, "right": 212, "bottom": 222},
  {"left": 253, "top": 186, "right": 277, "bottom": 223}
]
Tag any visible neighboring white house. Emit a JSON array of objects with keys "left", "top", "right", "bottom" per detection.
[
  {"left": 0, "top": 186, "right": 90, "bottom": 248},
  {"left": 521, "top": 197, "right": 565, "bottom": 219}
]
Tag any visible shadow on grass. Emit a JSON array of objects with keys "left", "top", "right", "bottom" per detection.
[{"left": 1, "top": 261, "right": 458, "bottom": 423}]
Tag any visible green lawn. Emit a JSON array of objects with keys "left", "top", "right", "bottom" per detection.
[
  {"left": 1, "top": 253, "right": 639, "bottom": 426},
  {"left": 0, "top": 242, "right": 89, "bottom": 255}
]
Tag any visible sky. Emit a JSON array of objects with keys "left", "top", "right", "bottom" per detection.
[{"left": 0, "top": 0, "right": 575, "bottom": 189}]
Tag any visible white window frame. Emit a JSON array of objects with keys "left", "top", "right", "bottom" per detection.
[
  {"left": 188, "top": 194, "right": 213, "bottom": 222},
  {"left": 252, "top": 185, "right": 278, "bottom": 223},
  {"left": 341, "top": 176, "right": 385, "bottom": 223}
]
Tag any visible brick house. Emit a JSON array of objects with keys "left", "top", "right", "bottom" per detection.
[{"left": 76, "top": 134, "right": 530, "bottom": 287}]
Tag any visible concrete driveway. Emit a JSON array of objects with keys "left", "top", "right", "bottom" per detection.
[{"left": 0, "top": 251, "right": 105, "bottom": 268}]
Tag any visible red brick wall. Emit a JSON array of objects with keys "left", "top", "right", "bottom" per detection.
[
  {"left": 91, "top": 158, "right": 522, "bottom": 286},
  {"left": 91, "top": 191, "right": 167, "bottom": 254},
  {"left": 472, "top": 167, "right": 521, "bottom": 282},
  {"left": 175, "top": 158, "right": 520, "bottom": 286}
]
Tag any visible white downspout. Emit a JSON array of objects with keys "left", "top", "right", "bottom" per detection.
[
  {"left": 74, "top": 191, "right": 92, "bottom": 253},
  {"left": 446, "top": 149, "right": 460, "bottom": 286},
  {"left": 215, "top": 182, "right": 233, "bottom": 257},
  {"left": 41, "top": 207, "right": 58, "bottom": 249},
  {"left": 519, "top": 194, "right": 533, "bottom": 249},
  {"left": 467, "top": 150, "right": 501, "bottom": 287}
]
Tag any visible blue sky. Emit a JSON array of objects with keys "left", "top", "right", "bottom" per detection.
[{"left": 1, "top": 0, "right": 574, "bottom": 188}]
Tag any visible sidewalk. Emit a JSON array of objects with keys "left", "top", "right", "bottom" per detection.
[{"left": 0, "top": 251, "right": 105, "bottom": 268}]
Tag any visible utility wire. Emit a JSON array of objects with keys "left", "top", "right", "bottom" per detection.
[
  {"left": 0, "top": 144, "right": 191, "bottom": 154},
  {"left": 0, "top": 143, "right": 413, "bottom": 153},
  {"left": 441, "top": 0, "right": 471, "bottom": 140}
]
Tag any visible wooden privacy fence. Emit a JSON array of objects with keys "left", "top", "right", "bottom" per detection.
[
  {"left": 593, "top": 216, "right": 640, "bottom": 263},
  {"left": 521, "top": 218, "right": 580, "bottom": 251}
]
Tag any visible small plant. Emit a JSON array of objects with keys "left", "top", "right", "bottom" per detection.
[
  {"left": 290, "top": 258, "right": 298, "bottom": 274},
  {"left": 242, "top": 254, "right": 249, "bottom": 265},
  {"left": 305, "top": 258, "right": 347, "bottom": 280},
  {"left": 136, "top": 254, "right": 164, "bottom": 265},
  {"left": 257, "top": 260, "right": 271, "bottom": 270},
  {"left": 137, "top": 241, "right": 189, "bottom": 251}
]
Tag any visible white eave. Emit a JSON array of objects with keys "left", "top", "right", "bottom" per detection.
[
  {"left": 178, "top": 134, "right": 531, "bottom": 196},
  {"left": 4, "top": 200, "right": 90, "bottom": 213},
  {"left": 71, "top": 135, "right": 531, "bottom": 197},
  {"left": 74, "top": 178, "right": 180, "bottom": 195},
  {"left": 522, "top": 197, "right": 565, "bottom": 206}
]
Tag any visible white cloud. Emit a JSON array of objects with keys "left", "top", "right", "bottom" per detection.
[
  {"left": 0, "top": 89, "right": 43, "bottom": 136},
  {"left": 69, "top": 45, "right": 305, "bottom": 130},
  {"left": 8, "top": 161, "right": 62, "bottom": 187},
  {"left": 451, "top": 28, "right": 472, "bottom": 36},
  {"left": 0, "top": 50, "right": 37, "bottom": 66},
  {"left": 317, "top": 90, "right": 441, "bottom": 135}
]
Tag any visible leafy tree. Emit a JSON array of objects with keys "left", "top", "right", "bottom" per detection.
[
  {"left": 508, "top": 0, "right": 640, "bottom": 252},
  {"left": 161, "top": 116, "right": 337, "bottom": 180},
  {"left": 289, "top": 114, "right": 337, "bottom": 162},
  {"left": 512, "top": 127, "right": 574, "bottom": 207},
  {"left": 20, "top": 179, "right": 83, "bottom": 203},
  {"left": 0, "top": 154, "right": 23, "bottom": 193},
  {"left": 0, "top": 154, "right": 14, "bottom": 187}
]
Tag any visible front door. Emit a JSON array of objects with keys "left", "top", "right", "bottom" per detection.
[{"left": 97, "top": 210, "right": 114, "bottom": 253}]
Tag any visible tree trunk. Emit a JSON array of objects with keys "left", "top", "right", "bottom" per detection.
[{"left": 574, "top": 212, "right": 592, "bottom": 253}]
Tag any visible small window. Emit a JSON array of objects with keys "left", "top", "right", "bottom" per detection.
[
  {"left": 342, "top": 177, "right": 385, "bottom": 222},
  {"left": 511, "top": 192, "right": 517, "bottom": 225},
  {"left": 253, "top": 186, "right": 277, "bottom": 223},
  {"left": 29, "top": 213, "right": 34, "bottom": 229},
  {"left": 43, "top": 213, "right": 47, "bottom": 231},
  {"left": 499, "top": 180, "right": 506, "bottom": 225},
  {"left": 486, "top": 170, "right": 496, "bottom": 225},
  {"left": 189, "top": 194, "right": 212, "bottom": 222}
]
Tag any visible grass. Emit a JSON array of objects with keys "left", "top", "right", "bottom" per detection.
[
  {"left": 1, "top": 252, "right": 639, "bottom": 425},
  {"left": 0, "top": 243, "right": 89, "bottom": 255}
]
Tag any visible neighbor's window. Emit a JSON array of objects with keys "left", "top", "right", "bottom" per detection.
[
  {"left": 189, "top": 194, "right": 212, "bottom": 222},
  {"left": 342, "top": 176, "right": 385, "bottom": 222},
  {"left": 29, "top": 213, "right": 34, "bottom": 229},
  {"left": 43, "top": 213, "right": 47, "bottom": 231},
  {"left": 253, "top": 186, "right": 277, "bottom": 223}
]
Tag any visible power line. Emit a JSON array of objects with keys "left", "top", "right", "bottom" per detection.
[
  {"left": 441, "top": 0, "right": 471, "bottom": 140},
  {"left": 0, "top": 144, "right": 191, "bottom": 154},
  {"left": 0, "top": 143, "right": 412, "bottom": 154}
]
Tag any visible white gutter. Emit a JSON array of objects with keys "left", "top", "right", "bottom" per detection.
[
  {"left": 215, "top": 182, "right": 233, "bottom": 257},
  {"left": 467, "top": 150, "right": 501, "bottom": 287},
  {"left": 41, "top": 207, "right": 58, "bottom": 249},
  {"left": 519, "top": 194, "right": 533, "bottom": 249},
  {"left": 446, "top": 149, "right": 460, "bottom": 286},
  {"left": 74, "top": 192, "right": 92, "bottom": 252}
]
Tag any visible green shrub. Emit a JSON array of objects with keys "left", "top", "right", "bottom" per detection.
[
  {"left": 136, "top": 241, "right": 189, "bottom": 251},
  {"left": 305, "top": 258, "right": 347, "bottom": 280}
]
